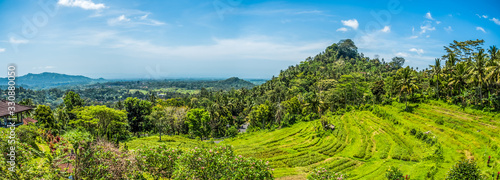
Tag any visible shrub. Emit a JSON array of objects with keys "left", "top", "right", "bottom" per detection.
[
  {"left": 385, "top": 166, "right": 404, "bottom": 180},
  {"left": 136, "top": 145, "right": 183, "bottom": 179},
  {"left": 445, "top": 159, "right": 482, "bottom": 180},
  {"left": 307, "top": 167, "right": 347, "bottom": 180},
  {"left": 227, "top": 126, "right": 239, "bottom": 137},
  {"left": 173, "top": 145, "right": 273, "bottom": 179},
  {"left": 410, "top": 128, "right": 417, "bottom": 135},
  {"left": 73, "top": 139, "right": 139, "bottom": 179}
]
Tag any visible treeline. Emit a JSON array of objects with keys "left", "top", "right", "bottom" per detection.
[{"left": 1, "top": 77, "right": 254, "bottom": 108}]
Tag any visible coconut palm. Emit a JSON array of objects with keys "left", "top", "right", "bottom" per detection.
[
  {"left": 399, "top": 66, "right": 418, "bottom": 111},
  {"left": 468, "top": 49, "right": 488, "bottom": 106},
  {"left": 429, "top": 58, "right": 442, "bottom": 99}
]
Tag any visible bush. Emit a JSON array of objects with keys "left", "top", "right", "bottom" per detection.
[
  {"left": 136, "top": 145, "right": 182, "bottom": 179},
  {"left": 445, "top": 159, "right": 482, "bottom": 180},
  {"left": 73, "top": 139, "right": 139, "bottom": 179},
  {"left": 227, "top": 126, "right": 239, "bottom": 137},
  {"left": 173, "top": 145, "right": 273, "bottom": 179},
  {"left": 307, "top": 167, "right": 347, "bottom": 180},
  {"left": 435, "top": 118, "right": 444, "bottom": 125},
  {"left": 385, "top": 166, "right": 404, "bottom": 180},
  {"left": 137, "top": 145, "right": 274, "bottom": 179}
]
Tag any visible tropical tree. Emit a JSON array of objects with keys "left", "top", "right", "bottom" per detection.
[
  {"left": 468, "top": 49, "right": 488, "bottom": 106},
  {"left": 429, "top": 58, "right": 442, "bottom": 99},
  {"left": 124, "top": 97, "right": 152, "bottom": 137},
  {"left": 34, "top": 105, "right": 58, "bottom": 132},
  {"left": 398, "top": 66, "right": 418, "bottom": 111},
  {"left": 448, "top": 63, "right": 468, "bottom": 103},
  {"left": 72, "top": 106, "right": 128, "bottom": 143},
  {"left": 185, "top": 108, "right": 210, "bottom": 140}
]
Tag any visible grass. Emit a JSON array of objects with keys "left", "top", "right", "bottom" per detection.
[{"left": 125, "top": 101, "right": 500, "bottom": 179}]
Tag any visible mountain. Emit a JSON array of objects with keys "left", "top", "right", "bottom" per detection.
[
  {"left": 219, "top": 77, "right": 255, "bottom": 87},
  {"left": 0, "top": 72, "right": 106, "bottom": 89}
]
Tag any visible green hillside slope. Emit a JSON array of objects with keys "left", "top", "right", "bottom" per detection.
[{"left": 221, "top": 101, "right": 500, "bottom": 179}]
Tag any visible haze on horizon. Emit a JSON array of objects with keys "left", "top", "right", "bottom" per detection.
[{"left": 1, "top": 0, "right": 499, "bottom": 79}]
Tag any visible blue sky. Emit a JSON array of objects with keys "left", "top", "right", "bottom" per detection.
[{"left": 1, "top": 0, "right": 499, "bottom": 79}]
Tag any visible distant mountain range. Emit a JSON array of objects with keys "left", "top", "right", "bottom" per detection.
[
  {"left": 0, "top": 72, "right": 262, "bottom": 90},
  {"left": 0, "top": 72, "right": 106, "bottom": 89}
]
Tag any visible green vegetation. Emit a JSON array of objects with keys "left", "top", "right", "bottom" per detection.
[
  {"left": 217, "top": 102, "right": 499, "bottom": 179},
  {"left": 1, "top": 39, "right": 499, "bottom": 179}
]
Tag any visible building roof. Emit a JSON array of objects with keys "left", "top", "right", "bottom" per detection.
[
  {"left": 0, "top": 100, "right": 34, "bottom": 117},
  {"left": 23, "top": 117, "right": 38, "bottom": 125}
]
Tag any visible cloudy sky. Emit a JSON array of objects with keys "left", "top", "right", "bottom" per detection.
[{"left": 1, "top": 0, "right": 499, "bottom": 79}]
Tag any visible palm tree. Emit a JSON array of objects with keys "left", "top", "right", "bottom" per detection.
[
  {"left": 468, "top": 49, "right": 487, "bottom": 106},
  {"left": 429, "top": 58, "right": 442, "bottom": 99},
  {"left": 488, "top": 45, "right": 498, "bottom": 61},
  {"left": 486, "top": 55, "right": 500, "bottom": 89},
  {"left": 399, "top": 66, "right": 418, "bottom": 111},
  {"left": 449, "top": 63, "right": 468, "bottom": 103}
]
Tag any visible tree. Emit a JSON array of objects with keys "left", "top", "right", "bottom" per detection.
[
  {"left": 72, "top": 106, "right": 128, "bottom": 143},
  {"left": 445, "top": 159, "right": 482, "bottom": 180},
  {"left": 398, "top": 66, "right": 418, "bottom": 111},
  {"left": 63, "top": 91, "right": 84, "bottom": 111},
  {"left": 430, "top": 58, "right": 442, "bottom": 99},
  {"left": 34, "top": 105, "right": 58, "bottom": 132},
  {"left": 390, "top": 57, "right": 405, "bottom": 70},
  {"left": 185, "top": 108, "right": 210, "bottom": 140},
  {"left": 448, "top": 63, "right": 468, "bottom": 103},
  {"left": 248, "top": 104, "right": 272, "bottom": 130},
  {"left": 371, "top": 80, "right": 386, "bottom": 103},
  {"left": 64, "top": 91, "right": 84, "bottom": 120},
  {"left": 124, "top": 97, "right": 152, "bottom": 137},
  {"left": 468, "top": 49, "right": 488, "bottom": 106}
]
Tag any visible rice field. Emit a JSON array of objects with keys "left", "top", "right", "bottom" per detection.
[
  {"left": 222, "top": 101, "right": 500, "bottom": 179},
  {"left": 125, "top": 101, "right": 500, "bottom": 179}
]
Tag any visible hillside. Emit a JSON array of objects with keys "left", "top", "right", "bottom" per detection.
[
  {"left": 0, "top": 72, "right": 106, "bottom": 89},
  {"left": 221, "top": 101, "right": 500, "bottom": 179}
]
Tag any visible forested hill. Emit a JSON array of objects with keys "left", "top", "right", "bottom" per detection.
[
  {"left": 0, "top": 72, "right": 106, "bottom": 89},
  {"left": 236, "top": 39, "right": 499, "bottom": 130}
]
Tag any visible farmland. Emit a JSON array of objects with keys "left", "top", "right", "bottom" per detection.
[{"left": 217, "top": 101, "right": 500, "bottom": 179}]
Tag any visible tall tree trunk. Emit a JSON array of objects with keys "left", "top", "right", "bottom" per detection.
[
  {"left": 436, "top": 77, "right": 440, "bottom": 99},
  {"left": 405, "top": 93, "right": 408, "bottom": 111}
]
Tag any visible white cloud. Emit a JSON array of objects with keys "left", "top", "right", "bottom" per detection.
[
  {"left": 380, "top": 26, "right": 391, "bottom": 33},
  {"left": 436, "top": 21, "right": 441, "bottom": 24},
  {"left": 0, "top": 48, "right": 5, "bottom": 53},
  {"left": 341, "top": 19, "right": 359, "bottom": 30},
  {"left": 425, "top": 12, "right": 434, "bottom": 20},
  {"left": 476, "top": 27, "right": 486, "bottom": 33},
  {"left": 140, "top": 14, "right": 149, "bottom": 20},
  {"left": 483, "top": 15, "right": 488, "bottom": 18},
  {"left": 395, "top": 52, "right": 409, "bottom": 57},
  {"left": 420, "top": 22, "right": 435, "bottom": 34},
  {"left": 108, "top": 14, "right": 165, "bottom": 26},
  {"left": 444, "top": 26, "right": 453, "bottom": 32},
  {"left": 33, "top": 66, "right": 55, "bottom": 70},
  {"left": 66, "top": 31, "right": 329, "bottom": 62},
  {"left": 336, "top": 27, "right": 349, "bottom": 32},
  {"left": 9, "top": 37, "right": 29, "bottom": 44},
  {"left": 57, "top": 0, "right": 105, "bottom": 10},
  {"left": 491, "top": 18, "right": 500, "bottom": 25},
  {"left": 409, "top": 35, "right": 418, "bottom": 39},
  {"left": 118, "top": 15, "right": 130, "bottom": 22},
  {"left": 409, "top": 48, "right": 424, "bottom": 55}
]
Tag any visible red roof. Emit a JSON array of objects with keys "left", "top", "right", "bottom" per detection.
[{"left": 23, "top": 117, "right": 38, "bottom": 125}]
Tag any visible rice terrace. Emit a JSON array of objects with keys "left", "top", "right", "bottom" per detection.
[{"left": 1, "top": 0, "right": 500, "bottom": 179}]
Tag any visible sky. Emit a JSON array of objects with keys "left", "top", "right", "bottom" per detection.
[{"left": 1, "top": 0, "right": 499, "bottom": 79}]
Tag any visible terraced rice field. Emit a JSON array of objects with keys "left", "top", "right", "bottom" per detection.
[{"left": 222, "top": 101, "right": 500, "bottom": 179}]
